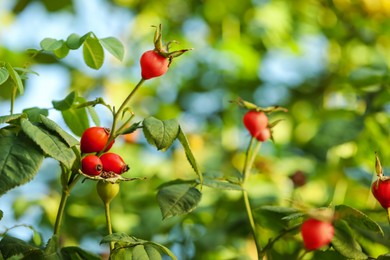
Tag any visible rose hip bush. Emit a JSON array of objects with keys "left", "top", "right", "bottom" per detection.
[{"left": 0, "top": 25, "right": 389, "bottom": 260}]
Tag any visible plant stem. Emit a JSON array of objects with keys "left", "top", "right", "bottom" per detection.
[
  {"left": 110, "top": 79, "right": 145, "bottom": 139},
  {"left": 53, "top": 174, "right": 82, "bottom": 237},
  {"left": 387, "top": 208, "right": 390, "bottom": 224},
  {"left": 243, "top": 189, "right": 262, "bottom": 257},
  {"left": 241, "top": 137, "right": 263, "bottom": 258},
  {"left": 53, "top": 190, "right": 70, "bottom": 236},
  {"left": 104, "top": 202, "right": 114, "bottom": 252}
]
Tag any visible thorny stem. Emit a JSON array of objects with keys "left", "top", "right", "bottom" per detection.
[
  {"left": 104, "top": 202, "right": 114, "bottom": 252},
  {"left": 241, "top": 137, "right": 263, "bottom": 258}
]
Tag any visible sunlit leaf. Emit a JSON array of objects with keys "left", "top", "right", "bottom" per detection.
[
  {"left": 100, "top": 37, "right": 125, "bottom": 61},
  {"left": 0, "top": 67, "right": 9, "bottom": 85},
  {"left": 61, "top": 107, "right": 89, "bottom": 137},
  {"left": 54, "top": 42, "right": 70, "bottom": 58},
  {"left": 66, "top": 33, "right": 83, "bottom": 49},
  {"left": 83, "top": 35, "right": 105, "bottom": 69},
  {"left": 0, "top": 114, "right": 25, "bottom": 124},
  {"left": 40, "top": 115, "right": 79, "bottom": 147},
  {"left": 20, "top": 118, "right": 76, "bottom": 169},
  {"left": 40, "top": 38, "right": 63, "bottom": 51},
  {"left": 5, "top": 63, "right": 24, "bottom": 94}
]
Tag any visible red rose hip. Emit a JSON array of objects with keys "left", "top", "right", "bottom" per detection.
[
  {"left": 301, "top": 218, "right": 334, "bottom": 250},
  {"left": 100, "top": 152, "right": 129, "bottom": 175},
  {"left": 80, "top": 127, "right": 114, "bottom": 154},
  {"left": 243, "top": 110, "right": 268, "bottom": 138},
  {"left": 140, "top": 50, "right": 169, "bottom": 80},
  {"left": 81, "top": 155, "right": 103, "bottom": 176},
  {"left": 372, "top": 177, "right": 390, "bottom": 209}
]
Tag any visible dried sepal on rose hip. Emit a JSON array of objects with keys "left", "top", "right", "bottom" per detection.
[
  {"left": 140, "top": 24, "right": 192, "bottom": 80},
  {"left": 80, "top": 127, "right": 115, "bottom": 154}
]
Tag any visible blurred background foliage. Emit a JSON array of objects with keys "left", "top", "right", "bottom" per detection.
[{"left": 2, "top": 0, "right": 390, "bottom": 259}]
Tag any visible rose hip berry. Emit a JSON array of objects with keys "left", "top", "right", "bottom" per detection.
[
  {"left": 140, "top": 50, "right": 169, "bottom": 80},
  {"left": 100, "top": 152, "right": 129, "bottom": 175},
  {"left": 243, "top": 110, "right": 269, "bottom": 138},
  {"left": 372, "top": 177, "right": 390, "bottom": 209},
  {"left": 255, "top": 127, "right": 271, "bottom": 142},
  {"left": 80, "top": 127, "right": 114, "bottom": 154},
  {"left": 301, "top": 218, "right": 334, "bottom": 250},
  {"left": 81, "top": 155, "right": 103, "bottom": 176}
]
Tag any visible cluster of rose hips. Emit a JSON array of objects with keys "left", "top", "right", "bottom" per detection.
[{"left": 80, "top": 126, "right": 128, "bottom": 178}]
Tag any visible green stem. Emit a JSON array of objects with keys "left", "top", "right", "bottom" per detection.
[
  {"left": 243, "top": 189, "right": 262, "bottom": 257},
  {"left": 241, "top": 137, "right": 263, "bottom": 258},
  {"left": 53, "top": 174, "right": 82, "bottom": 237},
  {"left": 53, "top": 190, "right": 70, "bottom": 236},
  {"left": 387, "top": 208, "right": 390, "bottom": 224},
  {"left": 111, "top": 79, "right": 145, "bottom": 134},
  {"left": 10, "top": 86, "right": 17, "bottom": 115},
  {"left": 104, "top": 202, "right": 114, "bottom": 252}
]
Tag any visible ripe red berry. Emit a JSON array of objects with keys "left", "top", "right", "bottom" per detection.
[
  {"left": 255, "top": 127, "right": 271, "bottom": 142},
  {"left": 301, "top": 218, "right": 334, "bottom": 250},
  {"left": 80, "top": 127, "right": 114, "bottom": 154},
  {"left": 243, "top": 110, "right": 268, "bottom": 138},
  {"left": 140, "top": 50, "right": 169, "bottom": 80},
  {"left": 100, "top": 152, "right": 129, "bottom": 175},
  {"left": 81, "top": 155, "right": 103, "bottom": 176},
  {"left": 372, "top": 177, "right": 390, "bottom": 209}
]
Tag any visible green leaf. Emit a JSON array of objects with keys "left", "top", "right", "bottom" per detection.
[
  {"left": 60, "top": 246, "right": 101, "bottom": 260},
  {"left": 143, "top": 117, "right": 180, "bottom": 151},
  {"left": 335, "top": 204, "right": 384, "bottom": 236},
  {"left": 0, "top": 114, "right": 25, "bottom": 124},
  {"left": 40, "top": 115, "right": 79, "bottom": 147},
  {"left": 101, "top": 233, "right": 139, "bottom": 245},
  {"left": 66, "top": 33, "right": 83, "bottom": 50},
  {"left": 0, "top": 67, "right": 9, "bottom": 85},
  {"left": 146, "top": 242, "right": 177, "bottom": 260},
  {"left": 177, "top": 127, "right": 203, "bottom": 185},
  {"left": 40, "top": 38, "right": 63, "bottom": 52},
  {"left": 0, "top": 210, "right": 2, "bottom": 221},
  {"left": 349, "top": 67, "right": 385, "bottom": 88},
  {"left": 5, "top": 63, "right": 24, "bottom": 94},
  {"left": 83, "top": 35, "right": 105, "bottom": 69},
  {"left": 157, "top": 184, "right": 202, "bottom": 219},
  {"left": 87, "top": 106, "right": 100, "bottom": 126},
  {"left": 20, "top": 118, "right": 76, "bottom": 169},
  {"left": 378, "top": 254, "right": 390, "bottom": 260},
  {"left": 201, "top": 177, "right": 243, "bottom": 190},
  {"left": 100, "top": 37, "right": 125, "bottom": 61},
  {"left": 54, "top": 42, "right": 70, "bottom": 58},
  {"left": 61, "top": 107, "right": 90, "bottom": 137},
  {"left": 0, "top": 235, "right": 43, "bottom": 259},
  {"left": 43, "top": 235, "right": 61, "bottom": 259},
  {"left": 133, "top": 245, "right": 162, "bottom": 260},
  {"left": 22, "top": 107, "right": 49, "bottom": 122},
  {"left": 332, "top": 220, "right": 368, "bottom": 259},
  {"left": 52, "top": 91, "right": 76, "bottom": 111},
  {"left": 0, "top": 127, "right": 44, "bottom": 196}
]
